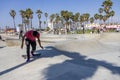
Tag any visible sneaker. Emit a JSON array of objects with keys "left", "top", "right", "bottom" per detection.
[
  {"left": 26, "top": 59, "right": 30, "bottom": 62},
  {"left": 31, "top": 51, "right": 35, "bottom": 56}
]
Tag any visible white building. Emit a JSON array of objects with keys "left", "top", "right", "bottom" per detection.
[{"left": 48, "top": 21, "right": 53, "bottom": 30}]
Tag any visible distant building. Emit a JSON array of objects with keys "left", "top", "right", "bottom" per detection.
[
  {"left": 86, "top": 23, "right": 100, "bottom": 29},
  {"left": 5, "top": 28, "right": 16, "bottom": 33}
]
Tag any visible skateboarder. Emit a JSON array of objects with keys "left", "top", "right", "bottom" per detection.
[{"left": 21, "top": 30, "right": 43, "bottom": 62}]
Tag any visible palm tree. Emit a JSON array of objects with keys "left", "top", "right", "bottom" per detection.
[
  {"left": 30, "top": 14, "right": 33, "bottom": 29},
  {"left": 25, "top": 8, "right": 33, "bottom": 30},
  {"left": 94, "top": 13, "right": 99, "bottom": 24},
  {"left": 99, "top": 14, "right": 103, "bottom": 25},
  {"left": 50, "top": 14, "right": 56, "bottom": 32},
  {"left": 44, "top": 12, "right": 48, "bottom": 27},
  {"left": 60, "top": 10, "right": 73, "bottom": 34},
  {"left": 82, "top": 13, "right": 90, "bottom": 34},
  {"left": 36, "top": 9, "right": 43, "bottom": 31},
  {"left": 20, "top": 10, "right": 26, "bottom": 32},
  {"left": 71, "top": 12, "right": 80, "bottom": 29},
  {"left": 61, "top": 11, "right": 67, "bottom": 25},
  {"left": 101, "top": 0, "right": 114, "bottom": 25},
  {"left": 103, "top": 15, "right": 108, "bottom": 23},
  {"left": 44, "top": 21, "right": 46, "bottom": 28},
  {"left": 89, "top": 17, "right": 95, "bottom": 33},
  {"left": 23, "top": 19, "right": 29, "bottom": 31},
  {"left": 106, "top": 13, "right": 111, "bottom": 25},
  {"left": 54, "top": 13, "right": 61, "bottom": 34},
  {"left": 99, "top": 8, "right": 104, "bottom": 14},
  {"left": 83, "top": 13, "right": 90, "bottom": 23},
  {"left": 102, "top": 0, "right": 113, "bottom": 14},
  {"left": 9, "top": 10, "right": 16, "bottom": 32},
  {"left": 80, "top": 15, "right": 85, "bottom": 34},
  {"left": 109, "top": 10, "right": 115, "bottom": 24},
  {"left": 98, "top": 8, "right": 104, "bottom": 24},
  {"left": 90, "top": 17, "right": 94, "bottom": 24}
]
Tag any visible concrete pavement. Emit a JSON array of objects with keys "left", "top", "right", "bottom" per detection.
[{"left": 0, "top": 33, "right": 120, "bottom": 80}]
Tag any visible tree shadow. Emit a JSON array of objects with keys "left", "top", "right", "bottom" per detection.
[
  {"left": 1, "top": 46, "right": 120, "bottom": 80},
  {"left": 0, "top": 55, "right": 45, "bottom": 76},
  {"left": 35, "top": 46, "right": 63, "bottom": 58},
  {"left": 40, "top": 46, "right": 120, "bottom": 80}
]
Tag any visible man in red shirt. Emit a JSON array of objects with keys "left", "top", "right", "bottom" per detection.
[{"left": 21, "top": 30, "right": 43, "bottom": 62}]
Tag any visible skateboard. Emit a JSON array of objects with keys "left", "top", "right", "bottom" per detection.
[{"left": 21, "top": 54, "right": 41, "bottom": 59}]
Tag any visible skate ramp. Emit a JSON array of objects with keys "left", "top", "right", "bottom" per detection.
[
  {"left": 99, "top": 33, "right": 120, "bottom": 42},
  {"left": 0, "top": 41, "right": 6, "bottom": 48},
  {"left": 54, "top": 33, "right": 120, "bottom": 55},
  {"left": 54, "top": 40, "right": 115, "bottom": 56},
  {"left": 5, "top": 39, "right": 21, "bottom": 46}
]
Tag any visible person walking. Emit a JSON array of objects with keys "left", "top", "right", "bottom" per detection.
[
  {"left": 19, "top": 30, "right": 23, "bottom": 39},
  {"left": 21, "top": 30, "right": 43, "bottom": 62},
  {"left": 0, "top": 35, "right": 5, "bottom": 41}
]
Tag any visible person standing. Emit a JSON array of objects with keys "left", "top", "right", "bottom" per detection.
[{"left": 21, "top": 30, "right": 43, "bottom": 62}]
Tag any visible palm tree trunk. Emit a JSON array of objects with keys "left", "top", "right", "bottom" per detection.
[
  {"left": 39, "top": 19, "right": 41, "bottom": 31},
  {"left": 46, "top": 17, "right": 48, "bottom": 27},
  {"left": 27, "top": 19, "right": 30, "bottom": 30},
  {"left": 25, "top": 24, "right": 27, "bottom": 32},
  {"left": 13, "top": 18, "right": 16, "bottom": 32},
  {"left": 22, "top": 19, "right": 24, "bottom": 33},
  {"left": 65, "top": 24, "right": 67, "bottom": 34},
  {"left": 31, "top": 19, "right": 32, "bottom": 29},
  {"left": 82, "top": 24, "right": 85, "bottom": 34}
]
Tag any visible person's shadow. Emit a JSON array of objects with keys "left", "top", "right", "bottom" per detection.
[
  {"left": 0, "top": 46, "right": 62, "bottom": 76},
  {"left": 37, "top": 46, "right": 120, "bottom": 80}
]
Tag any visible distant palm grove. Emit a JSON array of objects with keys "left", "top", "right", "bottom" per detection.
[{"left": 9, "top": 0, "right": 116, "bottom": 34}]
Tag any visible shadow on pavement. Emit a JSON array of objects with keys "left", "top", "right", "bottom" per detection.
[
  {"left": 40, "top": 46, "right": 120, "bottom": 80},
  {"left": 0, "top": 62, "right": 27, "bottom": 75},
  {"left": 1, "top": 46, "right": 120, "bottom": 80}
]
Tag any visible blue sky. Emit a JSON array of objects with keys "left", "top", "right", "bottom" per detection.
[{"left": 0, "top": 0, "right": 120, "bottom": 29}]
